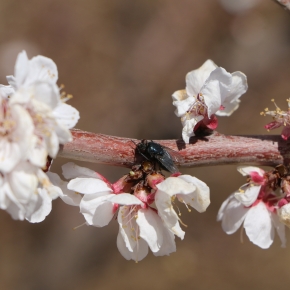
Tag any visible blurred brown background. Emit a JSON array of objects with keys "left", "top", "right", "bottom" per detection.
[{"left": 1, "top": 0, "right": 290, "bottom": 289}]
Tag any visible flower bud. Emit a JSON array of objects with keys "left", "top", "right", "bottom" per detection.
[
  {"left": 133, "top": 184, "right": 151, "bottom": 203},
  {"left": 146, "top": 172, "right": 165, "bottom": 189}
]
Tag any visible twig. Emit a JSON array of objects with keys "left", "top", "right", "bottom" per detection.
[{"left": 57, "top": 129, "right": 290, "bottom": 168}]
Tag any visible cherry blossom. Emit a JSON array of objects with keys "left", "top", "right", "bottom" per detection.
[
  {"left": 63, "top": 162, "right": 177, "bottom": 261},
  {"left": 217, "top": 166, "right": 286, "bottom": 248},
  {"left": 0, "top": 51, "right": 79, "bottom": 167},
  {"left": 62, "top": 162, "right": 211, "bottom": 261},
  {"left": 172, "top": 59, "right": 247, "bottom": 143}
]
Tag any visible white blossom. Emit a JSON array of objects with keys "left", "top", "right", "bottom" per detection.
[
  {"left": 62, "top": 162, "right": 181, "bottom": 261},
  {"left": 217, "top": 166, "right": 286, "bottom": 249},
  {"left": 172, "top": 60, "right": 247, "bottom": 143},
  {"left": 218, "top": 194, "right": 286, "bottom": 248},
  {"left": 0, "top": 51, "right": 79, "bottom": 167}
]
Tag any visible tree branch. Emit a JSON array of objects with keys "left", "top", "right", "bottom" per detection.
[{"left": 57, "top": 129, "right": 290, "bottom": 169}]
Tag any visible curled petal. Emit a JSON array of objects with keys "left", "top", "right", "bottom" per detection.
[
  {"left": 216, "top": 71, "right": 247, "bottom": 116},
  {"left": 80, "top": 193, "right": 115, "bottom": 226},
  {"left": 62, "top": 162, "right": 104, "bottom": 180},
  {"left": 237, "top": 166, "right": 265, "bottom": 178},
  {"left": 200, "top": 80, "right": 221, "bottom": 117},
  {"left": 53, "top": 103, "right": 80, "bottom": 129},
  {"left": 235, "top": 184, "right": 261, "bottom": 207},
  {"left": 155, "top": 189, "right": 185, "bottom": 239},
  {"left": 116, "top": 229, "right": 148, "bottom": 262},
  {"left": 177, "top": 175, "right": 210, "bottom": 212},
  {"left": 47, "top": 172, "right": 81, "bottom": 206},
  {"left": 186, "top": 59, "right": 218, "bottom": 96},
  {"left": 25, "top": 188, "right": 52, "bottom": 223},
  {"left": 218, "top": 195, "right": 248, "bottom": 234},
  {"left": 67, "top": 177, "right": 112, "bottom": 194}
]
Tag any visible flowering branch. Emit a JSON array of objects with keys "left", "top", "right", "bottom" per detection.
[{"left": 58, "top": 129, "right": 290, "bottom": 168}]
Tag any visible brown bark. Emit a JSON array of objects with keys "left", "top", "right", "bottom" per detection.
[{"left": 57, "top": 129, "right": 290, "bottom": 169}]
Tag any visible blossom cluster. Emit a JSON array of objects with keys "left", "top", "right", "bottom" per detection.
[
  {"left": 0, "top": 51, "right": 79, "bottom": 222},
  {"left": 59, "top": 161, "right": 210, "bottom": 262},
  {"left": 218, "top": 165, "right": 290, "bottom": 248}
]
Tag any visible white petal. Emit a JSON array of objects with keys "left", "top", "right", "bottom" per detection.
[
  {"left": 0, "top": 85, "right": 14, "bottom": 98},
  {"left": 27, "top": 136, "right": 47, "bottom": 168},
  {"left": 45, "top": 130, "right": 59, "bottom": 158},
  {"left": 181, "top": 119, "right": 198, "bottom": 143},
  {"left": 14, "top": 51, "right": 29, "bottom": 88},
  {"left": 33, "top": 82, "right": 59, "bottom": 109},
  {"left": 219, "top": 195, "right": 248, "bottom": 234},
  {"left": 6, "top": 76, "right": 17, "bottom": 89},
  {"left": 173, "top": 95, "right": 195, "bottom": 117},
  {"left": 108, "top": 193, "right": 143, "bottom": 206},
  {"left": 155, "top": 189, "right": 185, "bottom": 239},
  {"left": 80, "top": 193, "right": 115, "bottom": 226},
  {"left": 237, "top": 166, "right": 264, "bottom": 177},
  {"left": 67, "top": 177, "right": 112, "bottom": 194},
  {"left": 117, "top": 230, "right": 133, "bottom": 260},
  {"left": 55, "top": 123, "right": 72, "bottom": 145},
  {"left": 244, "top": 202, "right": 274, "bottom": 249},
  {"left": 235, "top": 185, "right": 261, "bottom": 207},
  {"left": 27, "top": 55, "right": 58, "bottom": 85},
  {"left": 186, "top": 60, "right": 217, "bottom": 96},
  {"left": 26, "top": 188, "right": 52, "bottom": 223},
  {"left": 0, "top": 140, "right": 21, "bottom": 173},
  {"left": 205, "top": 67, "right": 232, "bottom": 104},
  {"left": 177, "top": 175, "right": 210, "bottom": 212},
  {"left": 62, "top": 162, "right": 102, "bottom": 179},
  {"left": 136, "top": 208, "right": 164, "bottom": 253},
  {"left": 53, "top": 103, "right": 80, "bottom": 129},
  {"left": 8, "top": 163, "right": 38, "bottom": 202},
  {"left": 200, "top": 80, "right": 221, "bottom": 117},
  {"left": 116, "top": 229, "right": 148, "bottom": 262},
  {"left": 47, "top": 171, "right": 81, "bottom": 205},
  {"left": 156, "top": 177, "right": 195, "bottom": 196},
  {"left": 230, "top": 71, "right": 248, "bottom": 97},
  {"left": 153, "top": 225, "right": 176, "bottom": 256}
]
